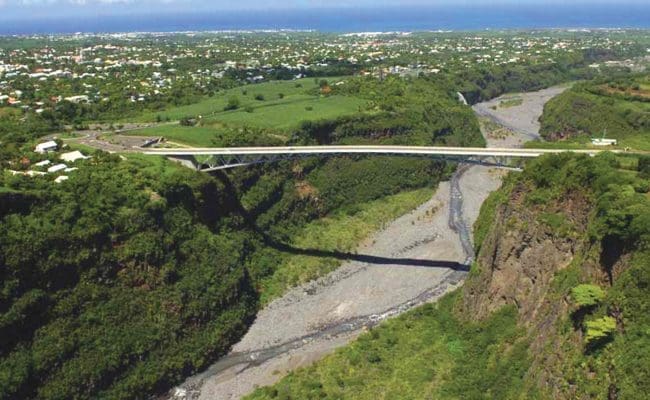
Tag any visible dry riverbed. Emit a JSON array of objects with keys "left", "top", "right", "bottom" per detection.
[
  {"left": 167, "top": 85, "right": 565, "bottom": 400},
  {"left": 473, "top": 85, "right": 570, "bottom": 146}
]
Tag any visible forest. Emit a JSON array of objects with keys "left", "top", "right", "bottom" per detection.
[{"left": 0, "top": 75, "right": 483, "bottom": 399}]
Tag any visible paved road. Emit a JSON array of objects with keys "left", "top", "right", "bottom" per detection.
[{"left": 141, "top": 145, "right": 609, "bottom": 158}]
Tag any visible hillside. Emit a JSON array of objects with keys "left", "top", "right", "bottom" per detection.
[
  {"left": 246, "top": 153, "right": 650, "bottom": 400},
  {"left": 123, "top": 76, "right": 485, "bottom": 148},
  {"left": 539, "top": 74, "right": 650, "bottom": 150},
  {"left": 0, "top": 77, "right": 484, "bottom": 399}
]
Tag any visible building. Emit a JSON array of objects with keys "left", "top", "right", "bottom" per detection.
[
  {"left": 60, "top": 151, "right": 88, "bottom": 163},
  {"left": 591, "top": 138, "right": 617, "bottom": 146},
  {"left": 35, "top": 141, "right": 58, "bottom": 154},
  {"left": 47, "top": 164, "right": 67, "bottom": 174},
  {"left": 34, "top": 160, "right": 52, "bottom": 168}
]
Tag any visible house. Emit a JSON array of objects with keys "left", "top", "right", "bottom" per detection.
[
  {"left": 26, "top": 170, "right": 47, "bottom": 177},
  {"left": 64, "top": 95, "right": 89, "bottom": 103},
  {"left": 60, "top": 151, "right": 88, "bottom": 163},
  {"left": 34, "top": 160, "right": 52, "bottom": 168},
  {"left": 7, "top": 170, "right": 46, "bottom": 177},
  {"left": 35, "top": 140, "right": 58, "bottom": 154},
  {"left": 54, "top": 176, "right": 69, "bottom": 184},
  {"left": 47, "top": 163, "right": 67, "bottom": 174},
  {"left": 591, "top": 138, "right": 617, "bottom": 146}
]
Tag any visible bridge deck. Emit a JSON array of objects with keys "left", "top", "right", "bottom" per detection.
[{"left": 141, "top": 145, "right": 611, "bottom": 158}]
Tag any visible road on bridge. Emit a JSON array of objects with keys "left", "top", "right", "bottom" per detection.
[{"left": 140, "top": 145, "right": 612, "bottom": 158}]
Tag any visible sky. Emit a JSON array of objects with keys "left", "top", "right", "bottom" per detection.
[{"left": 0, "top": 0, "right": 647, "bottom": 19}]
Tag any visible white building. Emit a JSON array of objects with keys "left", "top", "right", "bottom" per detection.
[
  {"left": 35, "top": 141, "right": 58, "bottom": 154},
  {"left": 34, "top": 160, "right": 52, "bottom": 168},
  {"left": 60, "top": 151, "right": 88, "bottom": 163},
  {"left": 47, "top": 164, "right": 68, "bottom": 174},
  {"left": 591, "top": 138, "right": 618, "bottom": 146}
]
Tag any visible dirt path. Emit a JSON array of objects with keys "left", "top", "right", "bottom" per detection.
[{"left": 166, "top": 86, "right": 565, "bottom": 400}]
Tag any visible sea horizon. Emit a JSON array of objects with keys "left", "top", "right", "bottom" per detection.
[{"left": 1, "top": 4, "right": 650, "bottom": 36}]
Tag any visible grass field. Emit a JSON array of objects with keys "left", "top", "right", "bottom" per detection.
[
  {"left": 207, "top": 95, "right": 366, "bottom": 130},
  {"left": 126, "top": 77, "right": 367, "bottom": 146},
  {"left": 133, "top": 77, "right": 351, "bottom": 122}
]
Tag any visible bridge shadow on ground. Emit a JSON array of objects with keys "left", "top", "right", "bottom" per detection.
[{"left": 214, "top": 171, "right": 469, "bottom": 272}]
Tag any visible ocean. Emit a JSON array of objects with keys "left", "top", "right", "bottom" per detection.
[{"left": 1, "top": 4, "right": 649, "bottom": 35}]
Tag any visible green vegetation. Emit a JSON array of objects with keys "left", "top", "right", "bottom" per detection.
[
  {"left": 499, "top": 97, "right": 523, "bottom": 108},
  {"left": 247, "top": 294, "right": 528, "bottom": 400},
  {"left": 2, "top": 74, "right": 480, "bottom": 398},
  {"left": 571, "top": 284, "right": 606, "bottom": 308},
  {"left": 584, "top": 316, "right": 617, "bottom": 345},
  {"left": 0, "top": 151, "right": 447, "bottom": 399},
  {"left": 134, "top": 78, "right": 332, "bottom": 122},
  {"left": 540, "top": 74, "right": 650, "bottom": 150},
  {"left": 473, "top": 173, "right": 516, "bottom": 253},
  {"left": 248, "top": 152, "right": 650, "bottom": 399},
  {"left": 130, "top": 76, "right": 485, "bottom": 149},
  {"left": 208, "top": 95, "right": 366, "bottom": 130},
  {"left": 1, "top": 30, "right": 648, "bottom": 400},
  {"left": 0, "top": 155, "right": 258, "bottom": 399}
]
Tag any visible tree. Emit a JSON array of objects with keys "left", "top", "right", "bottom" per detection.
[
  {"left": 571, "top": 284, "right": 606, "bottom": 308},
  {"left": 584, "top": 316, "right": 616, "bottom": 345},
  {"left": 224, "top": 96, "right": 240, "bottom": 111}
]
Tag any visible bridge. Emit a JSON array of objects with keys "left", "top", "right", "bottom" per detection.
[{"left": 141, "top": 145, "right": 612, "bottom": 172}]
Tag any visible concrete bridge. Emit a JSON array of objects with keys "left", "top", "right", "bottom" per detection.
[{"left": 141, "top": 145, "right": 612, "bottom": 172}]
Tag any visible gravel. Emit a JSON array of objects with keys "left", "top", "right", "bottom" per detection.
[
  {"left": 166, "top": 85, "right": 565, "bottom": 400},
  {"left": 473, "top": 85, "right": 570, "bottom": 146}
]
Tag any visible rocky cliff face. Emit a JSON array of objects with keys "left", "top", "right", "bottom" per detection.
[
  {"left": 461, "top": 183, "right": 591, "bottom": 324},
  {"left": 459, "top": 181, "right": 604, "bottom": 398}
]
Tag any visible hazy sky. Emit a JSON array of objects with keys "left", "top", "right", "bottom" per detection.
[{"left": 0, "top": 0, "right": 646, "bottom": 19}]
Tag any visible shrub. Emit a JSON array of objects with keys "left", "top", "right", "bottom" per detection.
[
  {"left": 254, "top": 94, "right": 265, "bottom": 101},
  {"left": 584, "top": 316, "right": 616, "bottom": 344},
  {"left": 224, "top": 96, "right": 240, "bottom": 111},
  {"left": 571, "top": 284, "right": 606, "bottom": 308}
]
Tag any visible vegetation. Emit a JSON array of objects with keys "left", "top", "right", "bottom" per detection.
[
  {"left": 133, "top": 77, "right": 338, "bottom": 123},
  {"left": 539, "top": 73, "right": 650, "bottom": 150},
  {"left": 498, "top": 97, "right": 523, "bottom": 108},
  {"left": 571, "top": 284, "right": 606, "bottom": 308},
  {"left": 1, "top": 74, "right": 479, "bottom": 399},
  {"left": 131, "top": 76, "right": 485, "bottom": 149},
  {"left": 248, "top": 152, "right": 650, "bottom": 400},
  {"left": 1, "top": 30, "right": 649, "bottom": 400},
  {"left": 584, "top": 316, "right": 617, "bottom": 345},
  {"left": 0, "top": 155, "right": 258, "bottom": 399},
  {"left": 247, "top": 294, "right": 529, "bottom": 400}
]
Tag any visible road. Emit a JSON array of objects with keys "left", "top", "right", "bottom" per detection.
[{"left": 141, "top": 145, "right": 608, "bottom": 158}]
